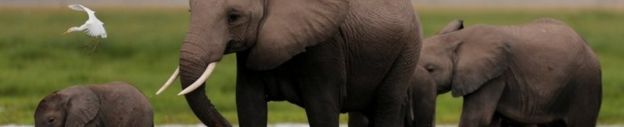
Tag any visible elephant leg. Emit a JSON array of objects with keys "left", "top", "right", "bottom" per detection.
[
  {"left": 410, "top": 77, "right": 437, "bottom": 127},
  {"left": 565, "top": 77, "right": 601, "bottom": 127},
  {"left": 371, "top": 52, "right": 417, "bottom": 127},
  {"left": 299, "top": 77, "right": 342, "bottom": 127},
  {"left": 298, "top": 66, "right": 343, "bottom": 127},
  {"left": 296, "top": 36, "right": 346, "bottom": 127},
  {"left": 236, "top": 55, "right": 268, "bottom": 127},
  {"left": 235, "top": 79, "right": 267, "bottom": 127},
  {"left": 348, "top": 112, "right": 369, "bottom": 127},
  {"left": 566, "top": 108, "right": 598, "bottom": 127},
  {"left": 458, "top": 79, "right": 505, "bottom": 127},
  {"left": 410, "top": 92, "right": 435, "bottom": 127}
]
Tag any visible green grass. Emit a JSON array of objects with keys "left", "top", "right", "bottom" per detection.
[{"left": 0, "top": 7, "right": 623, "bottom": 124}]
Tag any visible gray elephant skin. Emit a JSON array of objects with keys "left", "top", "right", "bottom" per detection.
[
  {"left": 161, "top": 0, "right": 430, "bottom": 127},
  {"left": 348, "top": 66, "right": 437, "bottom": 127},
  {"left": 35, "top": 82, "right": 153, "bottom": 127},
  {"left": 419, "top": 18, "right": 602, "bottom": 126}
]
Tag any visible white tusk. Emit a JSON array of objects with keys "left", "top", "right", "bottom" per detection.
[
  {"left": 156, "top": 67, "right": 180, "bottom": 95},
  {"left": 178, "top": 62, "right": 217, "bottom": 96}
]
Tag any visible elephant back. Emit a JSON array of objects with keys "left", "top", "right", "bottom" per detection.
[{"left": 88, "top": 82, "right": 154, "bottom": 126}]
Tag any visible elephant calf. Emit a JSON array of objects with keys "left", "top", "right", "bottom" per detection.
[
  {"left": 35, "top": 82, "right": 153, "bottom": 127},
  {"left": 419, "top": 18, "right": 601, "bottom": 126}
]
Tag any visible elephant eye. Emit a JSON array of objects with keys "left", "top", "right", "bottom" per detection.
[
  {"left": 228, "top": 13, "right": 240, "bottom": 23},
  {"left": 425, "top": 65, "right": 436, "bottom": 73},
  {"left": 227, "top": 9, "right": 247, "bottom": 26}
]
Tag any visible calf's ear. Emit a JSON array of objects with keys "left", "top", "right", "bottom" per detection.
[
  {"left": 450, "top": 34, "right": 510, "bottom": 97},
  {"left": 62, "top": 86, "right": 100, "bottom": 127},
  {"left": 438, "top": 19, "right": 464, "bottom": 34}
]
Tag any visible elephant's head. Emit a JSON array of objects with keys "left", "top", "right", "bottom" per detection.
[
  {"left": 156, "top": 0, "right": 349, "bottom": 126},
  {"left": 35, "top": 86, "right": 100, "bottom": 127},
  {"left": 419, "top": 20, "right": 510, "bottom": 97}
]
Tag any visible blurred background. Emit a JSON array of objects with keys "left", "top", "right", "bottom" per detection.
[{"left": 0, "top": 0, "right": 622, "bottom": 125}]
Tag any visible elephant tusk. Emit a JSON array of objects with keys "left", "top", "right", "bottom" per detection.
[
  {"left": 156, "top": 66, "right": 180, "bottom": 95},
  {"left": 178, "top": 62, "right": 217, "bottom": 96}
]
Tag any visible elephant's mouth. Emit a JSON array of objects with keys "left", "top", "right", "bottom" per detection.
[
  {"left": 224, "top": 40, "right": 246, "bottom": 54},
  {"left": 156, "top": 62, "right": 217, "bottom": 95}
]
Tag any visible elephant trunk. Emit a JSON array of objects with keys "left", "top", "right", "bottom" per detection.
[
  {"left": 159, "top": 0, "right": 231, "bottom": 124},
  {"left": 177, "top": 28, "right": 230, "bottom": 126}
]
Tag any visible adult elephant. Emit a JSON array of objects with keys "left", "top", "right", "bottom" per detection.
[
  {"left": 418, "top": 19, "right": 602, "bottom": 126},
  {"left": 156, "top": 0, "right": 424, "bottom": 127}
]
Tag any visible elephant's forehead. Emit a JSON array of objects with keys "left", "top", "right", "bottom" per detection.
[
  {"left": 423, "top": 36, "right": 444, "bottom": 46},
  {"left": 38, "top": 94, "right": 65, "bottom": 108},
  {"left": 38, "top": 101, "right": 59, "bottom": 109},
  {"left": 422, "top": 38, "right": 447, "bottom": 53}
]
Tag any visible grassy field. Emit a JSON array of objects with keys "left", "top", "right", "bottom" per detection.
[{"left": 0, "top": 7, "right": 622, "bottom": 124}]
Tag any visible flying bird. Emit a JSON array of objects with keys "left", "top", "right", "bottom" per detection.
[{"left": 64, "top": 4, "right": 107, "bottom": 38}]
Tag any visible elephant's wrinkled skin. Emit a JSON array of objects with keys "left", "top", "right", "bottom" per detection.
[
  {"left": 34, "top": 82, "right": 153, "bottom": 127},
  {"left": 169, "top": 0, "right": 425, "bottom": 127},
  {"left": 348, "top": 66, "right": 437, "bottom": 127},
  {"left": 419, "top": 18, "right": 602, "bottom": 126}
]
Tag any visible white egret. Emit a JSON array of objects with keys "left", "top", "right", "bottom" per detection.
[{"left": 64, "top": 4, "right": 107, "bottom": 38}]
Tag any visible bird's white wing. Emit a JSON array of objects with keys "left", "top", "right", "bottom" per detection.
[
  {"left": 68, "top": 4, "right": 95, "bottom": 13},
  {"left": 85, "top": 19, "right": 107, "bottom": 38},
  {"left": 66, "top": 4, "right": 106, "bottom": 38},
  {"left": 68, "top": 4, "right": 85, "bottom": 11}
]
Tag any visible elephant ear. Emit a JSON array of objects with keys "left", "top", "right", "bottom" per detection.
[
  {"left": 246, "top": 0, "right": 348, "bottom": 70},
  {"left": 438, "top": 19, "right": 463, "bottom": 34},
  {"left": 450, "top": 31, "right": 511, "bottom": 97},
  {"left": 63, "top": 86, "right": 100, "bottom": 127}
]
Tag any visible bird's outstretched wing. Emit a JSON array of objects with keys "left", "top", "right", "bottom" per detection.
[
  {"left": 85, "top": 21, "right": 107, "bottom": 38},
  {"left": 68, "top": 4, "right": 85, "bottom": 11},
  {"left": 68, "top": 4, "right": 95, "bottom": 13},
  {"left": 65, "top": 4, "right": 107, "bottom": 38}
]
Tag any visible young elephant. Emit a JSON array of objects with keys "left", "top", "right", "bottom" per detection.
[
  {"left": 35, "top": 82, "right": 153, "bottom": 127},
  {"left": 419, "top": 19, "right": 601, "bottom": 126}
]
